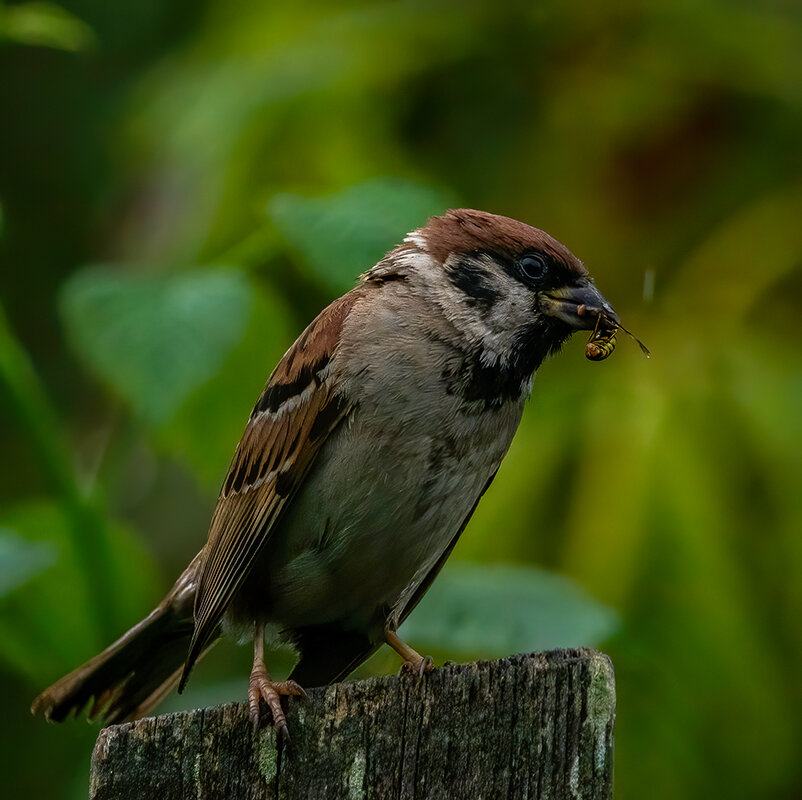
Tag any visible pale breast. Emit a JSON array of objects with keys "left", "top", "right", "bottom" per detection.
[{"left": 260, "top": 286, "right": 527, "bottom": 631}]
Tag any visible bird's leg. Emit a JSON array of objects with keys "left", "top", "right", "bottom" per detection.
[
  {"left": 248, "top": 624, "right": 307, "bottom": 736},
  {"left": 385, "top": 628, "right": 434, "bottom": 677}
]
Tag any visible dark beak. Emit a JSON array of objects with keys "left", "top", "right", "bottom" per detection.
[{"left": 541, "top": 282, "right": 619, "bottom": 331}]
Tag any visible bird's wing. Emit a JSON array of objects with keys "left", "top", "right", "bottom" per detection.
[{"left": 180, "top": 289, "right": 363, "bottom": 688}]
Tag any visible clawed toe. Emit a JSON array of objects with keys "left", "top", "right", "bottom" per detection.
[
  {"left": 249, "top": 627, "right": 307, "bottom": 734},
  {"left": 273, "top": 679, "right": 308, "bottom": 700},
  {"left": 398, "top": 654, "right": 434, "bottom": 678},
  {"left": 276, "top": 720, "right": 290, "bottom": 741},
  {"left": 249, "top": 674, "right": 306, "bottom": 733},
  {"left": 386, "top": 629, "right": 434, "bottom": 679}
]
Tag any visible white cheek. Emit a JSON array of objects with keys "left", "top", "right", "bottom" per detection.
[
  {"left": 391, "top": 251, "right": 540, "bottom": 368},
  {"left": 483, "top": 280, "right": 537, "bottom": 340}
]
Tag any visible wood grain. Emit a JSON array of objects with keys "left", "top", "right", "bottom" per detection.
[{"left": 90, "top": 648, "right": 615, "bottom": 800}]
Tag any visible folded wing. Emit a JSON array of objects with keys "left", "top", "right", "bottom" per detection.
[{"left": 180, "top": 290, "right": 362, "bottom": 688}]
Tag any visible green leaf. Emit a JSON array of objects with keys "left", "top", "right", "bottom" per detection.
[
  {"left": 158, "top": 284, "right": 295, "bottom": 489},
  {"left": 400, "top": 562, "right": 619, "bottom": 658},
  {"left": 267, "top": 178, "right": 458, "bottom": 292},
  {"left": 0, "top": 529, "right": 56, "bottom": 598},
  {"left": 60, "top": 267, "right": 253, "bottom": 425},
  {"left": 0, "top": 2, "right": 96, "bottom": 52}
]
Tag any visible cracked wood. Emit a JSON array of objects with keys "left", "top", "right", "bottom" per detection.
[{"left": 90, "top": 648, "right": 615, "bottom": 800}]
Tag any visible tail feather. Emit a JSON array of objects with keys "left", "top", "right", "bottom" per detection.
[
  {"left": 32, "top": 555, "right": 208, "bottom": 725},
  {"left": 31, "top": 605, "right": 195, "bottom": 724},
  {"left": 288, "top": 623, "right": 379, "bottom": 688}
]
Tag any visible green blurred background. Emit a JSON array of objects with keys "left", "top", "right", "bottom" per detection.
[{"left": 1, "top": 0, "right": 800, "bottom": 797}]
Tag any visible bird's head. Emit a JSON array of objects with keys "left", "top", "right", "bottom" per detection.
[{"left": 366, "top": 209, "right": 618, "bottom": 404}]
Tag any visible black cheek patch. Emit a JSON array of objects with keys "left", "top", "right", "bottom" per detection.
[{"left": 446, "top": 259, "right": 501, "bottom": 309}]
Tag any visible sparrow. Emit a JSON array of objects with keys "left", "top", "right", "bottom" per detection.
[{"left": 32, "top": 208, "right": 620, "bottom": 736}]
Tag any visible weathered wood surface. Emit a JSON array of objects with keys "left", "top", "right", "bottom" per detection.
[{"left": 90, "top": 648, "right": 615, "bottom": 800}]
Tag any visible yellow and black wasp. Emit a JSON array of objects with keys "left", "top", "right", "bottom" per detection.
[{"left": 585, "top": 313, "right": 650, "bottom": 362}]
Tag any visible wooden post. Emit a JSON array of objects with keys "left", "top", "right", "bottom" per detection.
[{"left": 89, "top": 648, "right": 614, "bottom": 799}]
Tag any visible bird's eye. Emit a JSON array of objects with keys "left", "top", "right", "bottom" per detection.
[{"left": 518, "top": 253, "right": 549, "bottom": 281}]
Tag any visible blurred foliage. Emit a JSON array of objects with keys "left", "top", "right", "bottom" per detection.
[
  {"left": 0, "top": 500, "right": 157, "bottom": 685},
  {"left": 0, "top": 529, "right": 56, "bottom": 598},
  {"left": 0, "top": 1, "right": 800, "bottom": 799},
  {"left": 400, "top": 563, "right": 620, "bottom": 658},
  {"left": 267, "top": 179, "right": 458, "bottom": 292},
  {"left": 0, "top": 2, "right": 95, "bottom": 52},
  {"left": 61, "top": 266, "right": 252, "bottom": 424}
]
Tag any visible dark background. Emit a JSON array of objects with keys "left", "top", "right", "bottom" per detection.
[{"left": 1, "top": 1, "right": 800, "bottom": 798}]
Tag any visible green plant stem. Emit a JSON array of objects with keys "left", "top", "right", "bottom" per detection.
[{"left": 0, "top": 302, "right": 117, "bottom": 643}]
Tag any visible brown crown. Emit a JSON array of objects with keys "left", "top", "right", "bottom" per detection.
[{"left": 419, "top": 209, "right": 586, "bottom": 278}]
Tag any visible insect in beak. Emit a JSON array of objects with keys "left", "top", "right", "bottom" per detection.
[{"left": 583, "top": 309, "right": 650, "bottom": 362}]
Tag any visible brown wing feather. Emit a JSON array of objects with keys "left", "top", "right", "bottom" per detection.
[{"left": 179, "top": 290, "right": 363, "bottom": 689}]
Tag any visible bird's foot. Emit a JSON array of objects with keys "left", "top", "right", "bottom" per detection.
[
  {"left": 385, "top": 628, "right": 434, "bottom": 678},
  {"left": 398, "top": 654, "right": 435, "bottom": 678},
  {"left": 248, "top": 662, "right": 307, "bottom": 736}
]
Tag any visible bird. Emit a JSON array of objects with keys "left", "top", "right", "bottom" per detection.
[{"left": 32, "top": 208, "right": 620, "bottom": 736}]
